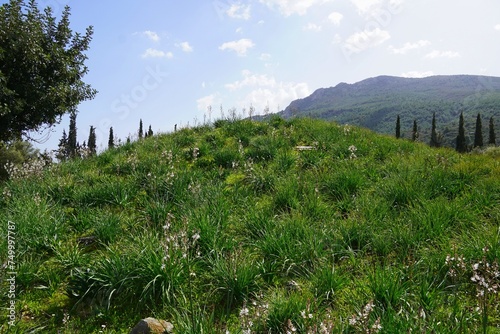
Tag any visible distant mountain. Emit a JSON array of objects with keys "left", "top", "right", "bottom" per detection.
[{"left": 279, "top": 75, "right": 500, "bottom": 147}]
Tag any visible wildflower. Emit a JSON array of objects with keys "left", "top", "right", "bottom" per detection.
[
  {"left": 240, "top": 307, "right": 249, "bottom": 317},
  {"left": 62, "top": 312, "right": 70, "bottom": 325},
  {"left": 193, "top": 147, "right": 200, "bottom": 160},
  {"left": 33, "top": 193, "right": 42, "bottom": 206},
  {"left": 286, "top": 319, "right": 297, "bottom": 333},
  {"left": 343, "top": 124, "right": 352, "bottom": 136},
  {"left": 192, "top": 233, "right": 200, "bottom": 242},
  {"left": 371, "top": 317, "right": 382, "bottom": 332},
  {"left": 2, "top": 187, "right": 12, "bottom": 199},
  {"left": 348, "top": 145, "right": 357, "bottom": 159}
]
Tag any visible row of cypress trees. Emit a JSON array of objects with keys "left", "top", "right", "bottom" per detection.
[
  {"left": 395, "top": 113, "right": 497, "bottom": 152},
  {"left": 57, "top": 117, "right": 154, "bottom": 161}
]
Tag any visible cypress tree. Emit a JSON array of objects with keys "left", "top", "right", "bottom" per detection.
[
  {"left": 474, "top": 113, "right": 483, "bottom": 148},
  {"left": 108, "top": 127, "right": 115, "bottom": 149},
  {"left": 489, "top": 117, "right": 496, "bottom": 146},
  {"left": 395, "top": 115, "right": 401, "bottom": 139},
  {"left": 456, "top": 112, "right": 467, "bottom": 153},
  {"left": 56, "top": 129, "right": 69, "bottom": 162},
  {"left": 148, "top": 125, "right": 153, "bottom": 137},
  {"left": 139, "top": 119, "right": 143, "bottom": 139},
  {"left": 87, "top": 125, "right": 96, "bottom": 156},
  {"left": 430, "top": 113, "right": 439, "bottom": 147},
  {"left": 68, "top": 111, "right": 77, "bottom": 158},
  {"left": 412, "top": 120, "right": 418, "bottom": 141}
]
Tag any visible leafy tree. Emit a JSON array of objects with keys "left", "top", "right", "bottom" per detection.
[
  {"left": 139, "top": 119, "right": 143, "bottom": 139},
  {"left": 412, "top": 120, "right": 418, "bottom": 141},
  {"left": 0, "top": 140, "right": 39, "bottom": 180},
  {"left": 456, "top": 112, "right": 467, "bottom": 153},
  {"left": 0, "top": 0, "right": 97, "bottom": 142},
  {"left": 430, "top": 113, "right": 439, "bottom": 147},
  {"left": 473, "top": 113, "right": 483, "bottom": 148},
  {"left": 489, "top": 117, "right": 496, "bottom": 146},
  {"left": 56, "top": 129, "right": 69, "bottom": 161},
  {"left": 68, "top": 111, "right": 77, "bottom": 158},
  {"left": 87, "top": 125, "right": 96, "bottom": 156},
  {"left": 395, "top": 115, "right": 401, "bottom": 139},
  {"left": 147, "top": 125, "right": 153, "bottom": 137},
  {"left": 108, "top": 127, "right": 114, "bottom": 149}
]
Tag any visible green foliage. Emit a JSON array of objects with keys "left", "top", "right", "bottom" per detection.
[
  {"left": 489, "top": 116, "right": 496, "bottom": 145},
  {"left": 456, "top": 112, "right": 467, "bottom": 153},
  {"left": 412, "top": 119, "right": 418, "bottom": 141},
  {"left": 108, "top": 127, "right": 114, "bottom": 149},
  {"left": 474, "top": 113, "right": 484, "bottom": 148},
  {"left": 0, "top": 139, "right": 39, "bottom": 180},
  {"left": 0, "top": 0, "right": 97, "bottom": 141},
  {"left": 395, "top": 114, "right": 401, "bottom": 139},
  {"left": 87, "top": 126, "right": 96, "bottom": 156},
  {"left": 430, "top": 112, "right": 440, "bottom": 147},
  {"left": 1, "top": 118, "right": 499, "bottom": 333},
  {"left": 68, "top": 112, "right": 78, "bottom": 158}
]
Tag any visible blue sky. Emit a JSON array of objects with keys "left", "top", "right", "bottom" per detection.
[{"left": 6, "top": 0, "right": 500, "bottom": 152}]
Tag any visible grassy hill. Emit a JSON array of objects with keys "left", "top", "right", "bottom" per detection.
[
  {"left": 280, "top": 75, "right": 500, "bottom": 147},
  {"left": 1, "top": 117, "right": 500, "bottom": 333}
]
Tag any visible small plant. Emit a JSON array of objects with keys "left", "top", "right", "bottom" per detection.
[
  {"left": 208, "top": 249, "right": 261, "bottom": 313},
  {"left": 470, "top": 247, "right": 499, "bottom": 334},
  {"left": 348, "top": 300, "right": 382, "bottom": 333},
  {"left": 311, "top": 265, "right": 348, "bottom": 305}
]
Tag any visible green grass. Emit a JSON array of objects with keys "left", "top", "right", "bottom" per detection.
[{"left": 1, "top": 117, "right": 499, "bottom": 333}]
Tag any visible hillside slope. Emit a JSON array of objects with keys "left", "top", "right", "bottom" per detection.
[
  {"left": 1, "top": 117, "right": 499, "bottom": 333},
  {"left": 281, "top": 75, "right": 500, "bottom": 146}
]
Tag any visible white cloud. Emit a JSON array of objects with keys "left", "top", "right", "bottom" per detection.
[
  {"left": 424, "top": 50, "right": 460, "bottom": 59},
  {"left": 224, "top": 70, "right": 310, "bottom": 114},
  {"left": 225, "top": 70, "right": 277, "bottom": 91},
  {"left": 333, "top": 33, "right": 342, "bottom": 44},
  {"left": 259, "top": 53, "right": 272, "bottom": 61},
  {"left": 241, "top": 82, "right": 310, "bottom": 113},
  {"left": 178, "top": 41, "right": 193, "bottom": 53},
  {"left": 197, "top": 94, "right": 219, "bottom": 112},
  {"left": 349, "top": 0, "right": 382, "bottom": 14},
  {"left": 328, "top": 12, "right": 343, "bottom": 25},
  {"left": 143, "top": 30, "right": 160, "bottom": 42},
  {"left": 226, "top": 3, "right": 251, "bottom": 20},
  {"left": 303, "top": 23, "right": 322, "bottom": 32},
  {"left": 349, "top": 0, "right": 403, "bottom": 16},
  {"left": 141, "top": 48, "right": 173, "bottom": 59},
  {"left": 259, "top": 0, "right": 326, "bottom": 16},
  {"left": 388, "top": 40, "right": 430, "bottom": 54},
  {"left": 343, "top": 28, "right": 390, "bottom": 53},
  {"left": 495, "top": 24, "right": 500, "bottom": 31},
  {"left": 134, "top": 30, "right": 160, "bottom": 42},
  {"left": 219, "top": 39, "right": 255, "bottom": 56},
  {"left": 401, "top": 71, "right": 434, "bottom": 78}
]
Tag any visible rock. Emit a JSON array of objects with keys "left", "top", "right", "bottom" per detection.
[{"left": 129, "top": 317, "right": 173, "bottom": 334}]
